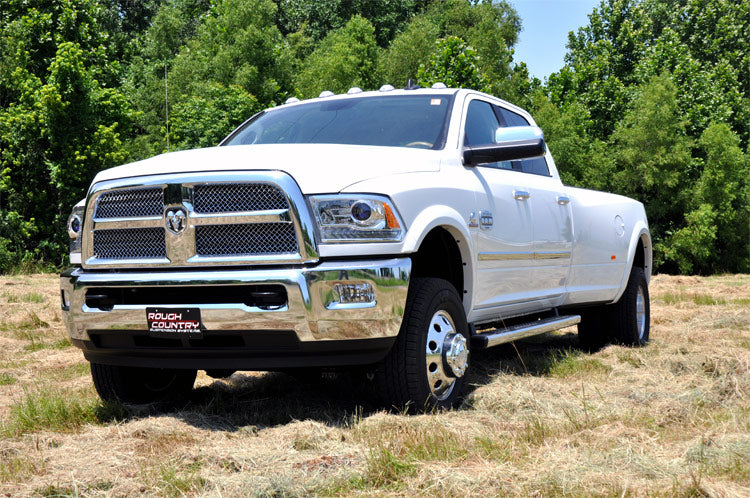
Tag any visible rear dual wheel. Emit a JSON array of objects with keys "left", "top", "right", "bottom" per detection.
[
  {"left": 377, "top": 278, "right": 469, "bottom": 411},
  {"left": 578, "top": 266, "right": 650, "bottom": 348}
]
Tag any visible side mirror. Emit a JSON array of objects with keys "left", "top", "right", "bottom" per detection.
[{"left": 463, "top": 126, "right": 546, "bottom": 167}]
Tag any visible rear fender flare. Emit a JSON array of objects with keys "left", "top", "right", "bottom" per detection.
[{"left": 612, "top": 223, "right": 652, "bottom": 303}]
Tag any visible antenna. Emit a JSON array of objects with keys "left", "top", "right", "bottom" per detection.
[
  {"left": 405, "top": 79, "right": 421, "bottom": 90},
  {"left": 165, "top": 64, "right": 170, "bottom": 152}
]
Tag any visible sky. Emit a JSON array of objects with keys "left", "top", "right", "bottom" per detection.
[{"left": 510, "top": 0, "right": 602, "bottom": 81}]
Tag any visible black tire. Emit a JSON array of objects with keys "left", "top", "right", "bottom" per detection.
[
  {"left": 577, "top": 266, "right": 650, "bottom": 348},
  {"left": 376, "top": 278, "right": 470, "bottom": 412},
  {"left": 577, "top": 308, "right": 611, "bottom": 350},
  {"left": 610, "top": 266, "right": 650, "bottom": 346},
  {"left": 91, "top": 363, "right": 197, "bottom": 404}
]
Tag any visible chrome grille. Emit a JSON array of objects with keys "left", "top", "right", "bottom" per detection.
[
  {"left": 83, "top": 172, "right": 317, "bottom": 268},
  {"left": 95, "top": 187, "right": 163, "bottom": 219},
  {"left": 193, "top": 184, "right": 288, "bottom": 213},
  {"left": 93, "top": 228, "right": 166, "bottom": 259},
  {"left": 195, "top": 223, "right": 298, "bottom": 257}
]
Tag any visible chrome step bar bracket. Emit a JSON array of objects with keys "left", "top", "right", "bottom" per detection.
[{"left": 471, "top": 315, "right": 581, "bottom": 349}]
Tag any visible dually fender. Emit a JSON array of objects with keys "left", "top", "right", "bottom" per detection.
[
  {"left": 611, "top": 221, "right": 652, "bottom": 303},
  {"left": 403, "top": 206, "right": 475, "bottom": 315}
]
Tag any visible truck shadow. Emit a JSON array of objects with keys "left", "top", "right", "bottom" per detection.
[{"left": 149, "top": 330, "right": 596, "bottom": 432}]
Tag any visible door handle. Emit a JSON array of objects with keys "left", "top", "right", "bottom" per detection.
[
  {"left": 513, "top": 190, "right": 531, "bottom": 201},
  {"left": 556, "top": 195, "right": 570, "bottom": 205}
]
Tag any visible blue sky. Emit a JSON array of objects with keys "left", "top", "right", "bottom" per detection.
[{"left": 510, "top": 0, "right": 602, "bottom": 80}]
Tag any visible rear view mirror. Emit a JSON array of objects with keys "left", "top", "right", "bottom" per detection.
[{"left": 463, "top": 126, "right": 546, "bottom": 166}]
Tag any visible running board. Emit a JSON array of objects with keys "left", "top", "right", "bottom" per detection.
[{"left": 471, "top": 315, "right": 581, "bottom": 349}]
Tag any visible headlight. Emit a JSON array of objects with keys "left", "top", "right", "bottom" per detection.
[
  {"left": 67, "top": 200, "right": 85, "bottom": 264},
  {"left": 309, "top": 195, "right": 405, "bottom": 243}
]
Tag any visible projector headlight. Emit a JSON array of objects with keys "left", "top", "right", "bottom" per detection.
[
  {"left": 67, "top": 200, "right": 86, "bottom": 264},
  {"left": 309, "top": 195, "right": 405, "bottom": 243}
]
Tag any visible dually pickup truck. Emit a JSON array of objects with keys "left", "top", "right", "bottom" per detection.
[{"left": 61, "top": 86, "right": 652, "bottom": 410}]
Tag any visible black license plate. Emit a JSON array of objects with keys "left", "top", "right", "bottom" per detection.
[{"left": 147, "top": 307, "right": 203, "bottom": 338}]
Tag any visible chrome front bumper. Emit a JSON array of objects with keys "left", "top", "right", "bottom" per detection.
[{"left": 60, "top": 258, "right": 411, "bottom": 369}]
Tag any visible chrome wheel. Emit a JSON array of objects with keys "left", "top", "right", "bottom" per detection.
[
  {"left": 636, "top": 285, "right": 646, "bottom": 340},
  {"left": 425, "top": 310, "right": 469, "bottom": 401}
]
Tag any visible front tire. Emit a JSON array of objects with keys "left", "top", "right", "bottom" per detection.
[
  {"left": 91, "top": 363, "right": 196, "bottom": 404},
  {"left": 377, "top": 278, "right": 469, "bottom": 412}
]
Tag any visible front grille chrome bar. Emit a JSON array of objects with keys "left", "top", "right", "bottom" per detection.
[{"left": 81, "top": 171, "right": 318, "bottom": 269}]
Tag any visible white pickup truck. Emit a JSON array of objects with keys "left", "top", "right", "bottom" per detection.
[{"left": 60, "top": 86, "right": 652, "bottom": 410}]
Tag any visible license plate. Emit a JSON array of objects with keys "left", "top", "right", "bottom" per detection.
[{"left": 147, "top": 307, "right": 203, "bottom": 338}]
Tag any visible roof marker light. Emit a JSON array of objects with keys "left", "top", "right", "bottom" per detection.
[
  {"left": 431, "top": 82, "right": 447, "bottom": 89},
  {"left": 284, "top": 97, "right": 300, "bottom": 104},
  {"left": 379, "top": 84, "right": 395, "bottom": 92},
  {"left": 319, "top": 90, "right": 334, "bottom": 98},
  {"left": 347, "top": 87, "right": 363, "bottom": 94}
]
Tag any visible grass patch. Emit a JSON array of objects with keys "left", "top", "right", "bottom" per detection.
[
  {"left": 547, "top": 350, "right": 612, "bottom": 378},
  {"left": 154, "top": 459, "right": 207, "bottom": 496},
  {"left": 352, "top": 447, "right": 417, "bottom": 490},
  {"left": 0, "top": 372, "right": 17, "bottom": 385},
  {"left": 1, "top": 388, "right": 125, "bottom": 437},
  {"left": 23, "top": 337, "right": 73, "bottom": 352},
  {"left": 2, "top": 291, "right": 46, "bottom": 304},
  {"left": 0, "top": 452, "right": 45, "bottom": 483},
  {"left": 2, "top": 311, "right": 50, "bottom": 336},
  {"left": 659, "top": 292, "right": 727, "bottom": 305}
]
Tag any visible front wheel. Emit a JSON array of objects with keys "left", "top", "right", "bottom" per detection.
[
  {"left": 91, "top": 363, "right": 197, "bottom": 404},
  {"left": 376, "top": 278, "right": 470, "bottom": 412}
]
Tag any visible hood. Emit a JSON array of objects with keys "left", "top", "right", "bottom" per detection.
[{"left": 90, "top": 144, "right": 442, "bottom": 193}]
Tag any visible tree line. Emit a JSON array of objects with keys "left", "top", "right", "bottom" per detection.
[{"left": 0, "top": 0, "right": 747, "bottom": 274}]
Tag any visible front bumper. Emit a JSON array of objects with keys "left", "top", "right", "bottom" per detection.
[{"left": 60, "top": 258, "right": 411, "bottom": 369}]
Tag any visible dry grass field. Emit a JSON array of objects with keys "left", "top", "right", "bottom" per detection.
[{"left": 0, "top": 273, "right": 748, "bottom": 497}]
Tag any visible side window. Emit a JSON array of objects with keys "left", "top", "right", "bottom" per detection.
[
  {"left": 464, "top": 100, "right": 512, "bottom": 170},
  {"left": 494, "top": 106, "right": 551, "bottom": 176},
  {"left": 464, "top": 100, "right": 499, "bottom": 146}
]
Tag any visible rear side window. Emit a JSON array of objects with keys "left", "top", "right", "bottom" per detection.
[{"left": 494, "top": 106, "right": 550, "bottom": 176}]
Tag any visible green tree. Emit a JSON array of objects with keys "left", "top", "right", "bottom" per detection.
[
  {"left": 294, "top": 15, "right": 379, "bottom": 98},
  {"left": 0, "top": 41, "right": 131, "bottom": 270},
  {"left": 168, "top": 0, "right": 293, "bottom": 106},
  {"left": 663, "top": 124, "right": 750, "bottom": 273},
  {"left": 417, "top": 36, "right": 489, "bottom": 91},
  {"left": 529, "top": 92, "right": 612, "bottom": 191},
  {"left": 379, "top": 0, "right": 522, "bottom": 96},
  {"left": 169, "top": 84, "right": 260, "bottom": 150},
  {"left": 609, "top": 74, "right": 693, "bottom": 270},
  {"left": 274, "top": 0, "right": 422, "bottom": 47}
]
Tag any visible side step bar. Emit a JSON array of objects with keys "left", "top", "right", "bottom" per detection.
[{"left": 471, "top": 315, "right": 581, "bottom": 349}]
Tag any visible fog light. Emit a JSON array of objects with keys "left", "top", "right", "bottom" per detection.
[{"left": 333, "top": 283, "right": 375, "bottom": 305}]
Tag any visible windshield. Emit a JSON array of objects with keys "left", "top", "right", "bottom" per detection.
[{"left": 222, "top": 94, "right": 455, "bottom": 150}]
